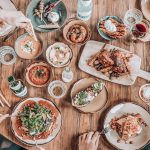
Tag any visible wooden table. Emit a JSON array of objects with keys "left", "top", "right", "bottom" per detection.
[{"left": 0, "top": 0, "right": 150, "bottom": 150}]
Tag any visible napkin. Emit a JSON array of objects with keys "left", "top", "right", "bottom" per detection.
[
  {"left": 0, "top": 0, "right": 17, "bottom": 11},
  {"left": 0, "top": 0, "right": 37, "bottom": 40}
]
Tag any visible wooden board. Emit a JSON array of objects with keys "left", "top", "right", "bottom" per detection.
[{"left": 0, "top": 0, "right": 150, "bottom": 150}]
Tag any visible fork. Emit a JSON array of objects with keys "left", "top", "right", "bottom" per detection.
[{"left": 99, "top": 125, "right": 112, "bottom": 135}]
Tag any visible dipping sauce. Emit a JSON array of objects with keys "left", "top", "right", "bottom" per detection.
[
  {"left": 4, "top": 53, "right": 13, "bottom": 62},
  {"left": 15, "top": 34, "right": 42, "bottom": 59},
  {"left": 48, "top": 80, "right": 67, "bottom": 99},
  {"left": 53, "top": 86, "right": 63, "bottom": 97}
]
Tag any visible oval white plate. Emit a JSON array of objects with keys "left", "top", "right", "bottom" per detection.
[
  {"left": 11, "top": 97, "right": 62, "bottom": 145},
  {"left": 104, "top": 103, "right": 150, "bottom": 150}
]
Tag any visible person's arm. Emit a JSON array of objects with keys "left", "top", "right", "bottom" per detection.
[{"left": 0, "top": 10, "right": 30, "bottom": 28}]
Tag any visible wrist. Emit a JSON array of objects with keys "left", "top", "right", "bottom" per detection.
[{"left": 0, "top": 10, "right": 4, "bottom": 20}]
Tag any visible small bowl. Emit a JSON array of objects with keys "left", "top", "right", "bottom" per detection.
[
  {"left": 139, "top": 84, "right": 150, "bottom": 105},
  {"left": 46, "top": 42, "right": 73, "bottom": 68},
  {"left": 25, "top": 61, "right": 53, "bottom": 87},
  {"left": 63, "top": 19, "right": 91, "bottom": 45},
  {"left": 97, "top": 16, "right": 126, "bottom": 41},
  {"left": 48, "top": 80, "right": 67, "bottom": 99}
]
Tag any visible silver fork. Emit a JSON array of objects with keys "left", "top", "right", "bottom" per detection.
[{"left": 100, "top": 125, "right": 112, "bottom": 135}]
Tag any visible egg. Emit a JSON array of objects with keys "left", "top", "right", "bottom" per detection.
[{"left": 47, "top": 12, "right": 60, "bottom": 23}]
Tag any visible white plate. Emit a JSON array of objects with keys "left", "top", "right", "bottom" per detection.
[
  {"left": 11, "top": 97, "right": 62, "bottom": 145},
  {"left": 79, "top": 40, "right": 144, "bottom": 86},
  {"left": 104, "top": 103, "right": 150, "bottom": 150},
  {"left": 46, "top": 42, "right": 72, "bottom": 68}
]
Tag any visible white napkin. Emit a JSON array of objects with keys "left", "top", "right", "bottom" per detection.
[{"left": 0, "top": 0, "right": 17, "bottom": 10}]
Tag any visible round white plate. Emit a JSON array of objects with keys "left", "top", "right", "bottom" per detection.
[
  {"left": 46, "top": 42, "right": 72, "bottom": 68},
  {"left": 104, "top": 103, "right": 150, "bottom": 150},
  {"left": 11, "top": 97, "right": 62, "bottom": 145}
]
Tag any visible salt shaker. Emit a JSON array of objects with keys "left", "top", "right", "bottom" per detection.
[{"left": 62, "top": 67, "right": 73, "bottom": 83}]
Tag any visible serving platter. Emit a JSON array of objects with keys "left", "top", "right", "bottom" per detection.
[
  {"left": 103, "top": 102, "right": 150, "bottom": 150},
  {"left": 10, "top": 97, "right": 62, "bottom": 145},
  {"left": 71, "top": 78, "right": 108, "bottom": 113},
  {"left": 79, "top": 40, "right": 150, "bottom": 86}
]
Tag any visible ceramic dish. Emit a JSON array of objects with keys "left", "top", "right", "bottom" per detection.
[
  {"left": 104, "top": 102, "right": 150, "bottom": 150},
  {"left": 25, "top": 61, "right": 52, "bottom": 87},
  {"left": 15, "top": 33, "right": 43, "bottom": 60},
  {"left": 97, "top": 16, "right": 126, "bottom": 40},
  {"left": 0, "top": 46, "right": 17, "bottom": 65},
  {"left": 46, "top": 42, "right": 73, "bottom": 67},
  {"left": 11, "top": 97, "right": 62, "bottom": 145},
  {"left": 48, "top": 80, "right": 67, "bottom": 99},
  {"left": 139, "top": 84, "right": 150, "bottom": 105},
  {"left": 63, "top": 19, "right": 91, "bottom": 45},
  {"left": 26, "top": 0, "right": 67, "bottom": 32},
  {"left": 79, "top": 40, "right": 150, "bottom": 86},
  {"left": 71, "top": 78, "right": 108, "bottom": 113}
]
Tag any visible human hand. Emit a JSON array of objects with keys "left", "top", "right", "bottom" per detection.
[{"left": 78, "top": 131, "right": 100, "bottom": 150}]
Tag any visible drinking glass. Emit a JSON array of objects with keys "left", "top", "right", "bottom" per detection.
[
  {"left": 131, "top": 19, "right": 150, "bottom": 40},
  {"left": 124, "top": 9, "right": 143, "bottom": 30}
]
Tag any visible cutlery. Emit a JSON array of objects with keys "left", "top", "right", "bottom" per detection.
[
  {"left": 100, "top": 125, "right": 112, "bottom": 135},
  {"left": 0, "top": 90, "right": 10, "bottom": 107}
]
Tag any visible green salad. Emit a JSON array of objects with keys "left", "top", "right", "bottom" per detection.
[{"left": 19, "top": 103, "right": 52, "bottom": 136}]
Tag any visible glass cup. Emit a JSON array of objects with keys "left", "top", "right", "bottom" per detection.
[
  {"left": 124, "top": 8, "right": 143, "bottom": 30},
  {"left": 131, "top": 19, "right": 150, "bottom": 40}
]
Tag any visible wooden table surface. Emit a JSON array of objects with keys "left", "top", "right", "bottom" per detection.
[{"left": 0, "top": 0, "right": 150, "bottom": 150}]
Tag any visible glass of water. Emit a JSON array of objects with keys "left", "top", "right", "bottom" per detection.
[{"left": 124, "top": 8, "right": 143, "bottom": 30}]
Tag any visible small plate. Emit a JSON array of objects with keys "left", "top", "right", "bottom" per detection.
[
  {"left": 10, "top": 97, "right": 62, "bottom": 145},
  {"left": 15, "top": 33, "right": 43, "bottom": 60},
  {"left": 25, "top": 61, "right": 53, "bottom": 87},
  {"left": 46, "top": 42, "right": 73, "bottom": 68},
  {"left": 71, "top": 78, "right": 108, "bottom": 113},
  {"left": 104, "top": 102, "right": 150, "bottom": 150},
  {"left": 139, "top": 84, "right": 150, "bottom": 105},
  {"left": 26, "top": 0, "right": 67, "bottom": 32},
  {"left": 0, "top": 46, "right": 17, "bottom": 65},
  {"left": 97, "top": 16, "right": 125, "bottom": 41},
  {"left": 48, "top": 80, "right": 67, "bottom": 99}
]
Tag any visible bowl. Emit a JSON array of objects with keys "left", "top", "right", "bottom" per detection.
[
  {"left": 63, "top": 19, "right": 91, "bottom": 45},
  {"left": 48, "top": 80, "right": 67, "bottom": 99},
  {"left": 15, "top": 33, "right": 43, "bottom": 60},
  {"left": 25, "top": 61, "right": 53, "bottom": 87}
]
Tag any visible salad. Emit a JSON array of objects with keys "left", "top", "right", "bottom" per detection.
[{"left": 18, "top": 102, "right": 53, "bottom": 136}]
